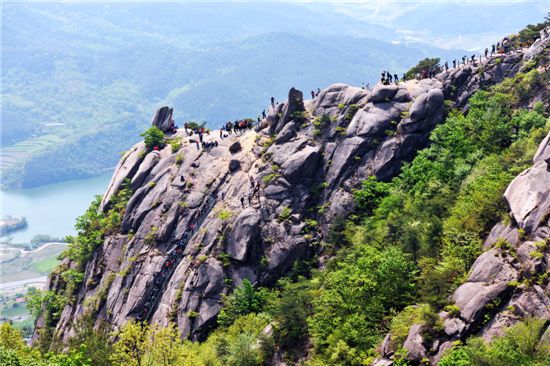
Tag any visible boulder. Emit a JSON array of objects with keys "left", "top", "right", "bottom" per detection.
[
  {"left": 346, "top": 102, "right": 402, "bottom": 138},
  {"left": 504, "top": 157, "right": 550, "bottom": 234},
  {"left": 228, "top": 159, "right": 241, "bottom": 172},
  {"left": 281, "top": 146, "right": 320, "bottom": 183},
  {"left": 444, "top": 317, "right": 466, "bottom": 337},
  {"left": 533, "top": 132, "right": 550, "bottom": 164},
  {"left": 484, "top": 222, "right": 519, "bottom": 249},
  {"left": 151, "top": 106, "right": 174, "bottom": 133},
  {"left": 229, "top": 141, "right": 242, "bottom": 154},
  {"left": 432, "top": 341, "right": 455, "bottom": 365},
  {"left": 100, "top": 142, "right": 146, "bottom": 211},
  {"left": 403, "top": 324, "right": 427, "bottom": 362},
  {"left": 226, "top": 209, "right": 261, "bottom": 262},
  {"left": 311, "top": 83, "right": 368, "bottom": 116},
  {"left": 276, "top": 87, "right": 304, "bottom": 134},
  {"left": 275, "top": 121, "right": 296, "bottom": 144},
  {"left": 380, "top": 333, "right": 394, "bottom": 357},
  {"left": 368, "top": 84, "right": 398, "bottom": 103},
  {"left": 467, "top": 249, "right": 505, "bottom": 283},
  {"left": 409, "top": 88, "right": 444, "bottom": 121},
  {"left": 372, "top": 359, "right": 393, "bottom": 366},
  {"left": 453, "top": 282, "right": 508, "bottom": 323}
]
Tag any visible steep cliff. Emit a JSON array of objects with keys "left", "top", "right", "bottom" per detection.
[
  {"left": 34, "top": 28, "right": 549, "bottom": 354},
  {"left": 372, "top": 29, "right": 550, "bottom": 366}
]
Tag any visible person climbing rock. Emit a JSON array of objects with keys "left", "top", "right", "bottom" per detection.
[
  {"left": 311, "top": 90, "right": 315, "bottom": 99},
  {"left": 240, "top": 197, "right": 245, "bottom": 207},
  {"left": 250, "top": 176, "right": 255, "bottom": 188},
  {"left": 316, "top": 88, "right": 321, "bottom": 96},
  {"left": 180, "top": 175, "right": 185, "bottom": 183},
  {"left": 271, "top": 96, "right": 275, "bottom": 106},
  {"left": 262, "top": 109, "right": 266, "bottom": 118}
]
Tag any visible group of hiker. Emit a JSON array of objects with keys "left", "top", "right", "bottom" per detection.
[
  {"left": 240, "top": 175, "right": 261, "bottom": 207},
  {"left": 380, "top": 71, "right": 403, "bottom": 85},
  {"left": 377, "top": 31, "right": 544, "bottom": 84},
  {"left": 310, "top": 88, "right": 322, "bottom": 99},
  {"left": 221, "top": 119, "right": 255, "bottom": 136}
]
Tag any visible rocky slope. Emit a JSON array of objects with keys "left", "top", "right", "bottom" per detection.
[
  {"left": 35, "top": 29, "right": 549, "bottom": 348},
  {"left": 374, "top": 30, "right": 550, "bottom": 366}
]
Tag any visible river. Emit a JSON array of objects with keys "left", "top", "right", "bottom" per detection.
[{"left": 0, "top": 173, "right": 113, "bottom": 244}]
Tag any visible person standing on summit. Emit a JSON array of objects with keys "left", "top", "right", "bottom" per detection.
[{"left": 271, "top": 97, "right": 275, "bottom": 106}]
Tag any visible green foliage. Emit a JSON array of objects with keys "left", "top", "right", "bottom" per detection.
[
  {"left": 439, "top": 317, "right": 550, "bottom": 366},
  {"left": 269, "top": 280, "right": 313, "bottom": 353},
  {"left": 217, "top": 279, "right": 270, "bottom": 327},
  {"left": 353, "top": 176, "right": 391, "bottom": 217},
  {"left": 140, "top": 126, "right": 165, "bottom": 150},
  {"left": 185, "top": 121, "right": 207, "bottom": 131},
  {"left": 514, "top": 15, "right": 550, "bottom": 43},
  {"left": 278, "top": 206, "right": 293, "bottom": 222},
  {"left": 167, "top": 137, "right": 182, "bottom": 152},
  {"left": 389, "top": 304, "right": 441, "bottom": 347},
  {"left": 308, "top": 245, "right": 417, "bottom": 363},
  {"left": 175, "top": 153, "right": 184, "bottom": 165},
  {"left": 262, "top": 172, "right": 279, "bottom": 185},
  {"left": 218, "top": 209, "right": 232, "bottom": 221},
  {"left": 405, "top": 57, "right": 440, "bottom": 79}
]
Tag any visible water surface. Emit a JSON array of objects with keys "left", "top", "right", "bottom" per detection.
[{"left": 0, "top": 173, "right": 112, "bottom": 244}]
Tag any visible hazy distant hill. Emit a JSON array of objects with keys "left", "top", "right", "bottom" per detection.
[{"left": 2, "top": 2, "right": 530, "bottom": 188}]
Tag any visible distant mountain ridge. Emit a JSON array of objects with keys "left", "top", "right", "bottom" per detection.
[{"left": 1, "top": 2, "right": 491, "bottom": 189}]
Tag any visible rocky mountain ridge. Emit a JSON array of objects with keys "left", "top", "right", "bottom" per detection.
[{"left": 35, "top": 28, "right": 549, "bottom": 361}]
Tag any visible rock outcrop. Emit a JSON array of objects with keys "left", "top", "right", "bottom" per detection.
[
  {"left": 35, "top": 28, "right": 550, "bottom": 350},
  {"left": 375, "top": 129, "right": 550, "bottom": 365},
  {"left": 366, "top": 29, "right": 550, "bottom": 366}
]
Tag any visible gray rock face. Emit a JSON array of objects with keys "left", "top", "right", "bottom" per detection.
[
  {"left": 227, "top": 209, "right": 261, "bottom": 262},
  {"left": 273, "top": 87, "right": 305, "bottom": 134},
  {"left": 281, "top": 146, "right": 320, "bottom": 183},
  {"left": 311, "top": 83, "right": 368, "bottom": 117},
  {"left": 131, "top": 151, "right": 160, "bottom": 189},
  {"left": 409, "top": 89, "right": 444, "bottom": 122},
  {"left": 37, "top": 36, "right": 549, "bottom": 348},
  {"left": 369, "top": 84, "right": 398, "bottom": 103},
  {"left": 444, "top": 318, "right": 466, "bottom": 337},
  {"left": 533, "top": 132, "right": 550, "bottom": 164},
  {"left": 100, "top": 142, "right": 146, "bottom": 211},
  {"left": 151, "top": 106, "right": 174, "bottom": 133},
  {"left": 453, "top": 282, "right": 509, "bottom": 323},
  {"left": 504, "top": 149, "right": 550, "bottom": 234},
  {"left": 403, "top": 324, "right": 427, "bottom": 362}
]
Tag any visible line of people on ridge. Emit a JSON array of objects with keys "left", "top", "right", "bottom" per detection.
[{"left": 375, "top": 31, "right": 544, "bottom": 84}]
